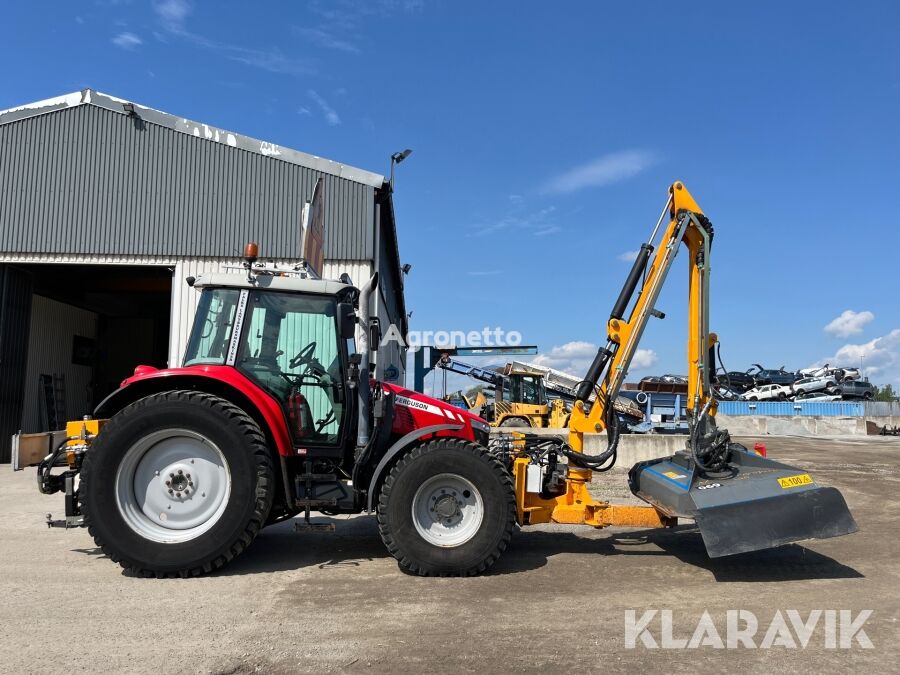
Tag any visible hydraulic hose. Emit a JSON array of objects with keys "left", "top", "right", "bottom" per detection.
[
  {"left": 561, "top": 386, "right": 620, "bottom": 472},
  {"left": 689, "top": 396, "right": 731, "bottom": 473}
]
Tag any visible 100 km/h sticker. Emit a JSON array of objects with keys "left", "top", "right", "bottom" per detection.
[{"left": 778, "top": 473, "right": 813, "bottom": 489}]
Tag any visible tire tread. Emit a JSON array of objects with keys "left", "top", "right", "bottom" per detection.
[
  {"left": 80, "top": 390, "right": 273, "bottom": 578},
  {"left": 376, "top": 438, "right": 515, "bottom": 577}
]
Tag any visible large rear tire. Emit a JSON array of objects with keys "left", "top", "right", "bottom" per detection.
[
  {"left": 377, "top": 438, "right": 515, "bottom": 576},
  {"left": 80, "top": 391, "right": 274, "bottom": 577}
]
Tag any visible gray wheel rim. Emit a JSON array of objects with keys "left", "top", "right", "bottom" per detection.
[
  {"left": 411, "top": 473, "right": 483, "bottom": 547},
  {"left": 114, "top": 428, "right": 231, "bottom": 544}
]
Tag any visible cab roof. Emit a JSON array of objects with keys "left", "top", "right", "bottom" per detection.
[{"left": 193, "top": 272, "right": 355, "bottom": 297}]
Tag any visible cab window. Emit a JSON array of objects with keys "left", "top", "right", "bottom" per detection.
[{"left": 238, "top": 292, "right": 346, "bottom": 447}]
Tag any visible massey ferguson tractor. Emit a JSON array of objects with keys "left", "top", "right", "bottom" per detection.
[{"left": 17, "top": 183, "right": 857, "bottom": 577}]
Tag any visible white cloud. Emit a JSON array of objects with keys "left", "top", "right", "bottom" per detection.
[
  {"left": 617, "top": 250, "right": 639, "bottom": 263},
  {"left": 814, "top": 329, "right": 900, "bottom": 386},
  {"left": 824, "top": 309, "right": 874, "bottom": 338},
  {"left": 112, "top": 32, "right": 142, "bottom": 49},
  {"left": 308, "top": 89, "right": 341, "bottom": 126},
  {"left": 154, "top": 0, "right": 191, "bottom": 29},
  {"left": 154, "top": 0, "right": 314, "bottom": 75},
  {"left": 297, "top": 106, "right": 311, "bottom": 116},
  {"left": 294, "top": 27, "right": 361, "bottom": 53},
  {"left": 631, "top": 349, "right": 658, "bottom": 370},
  {"left": 469, "top": 205, "right": 556, "bottom": 238},
  {"left": 532, "top": 341, "right": 657, "bottom": 377},
  {"left": 533, "top": 225, "right": 561, "bottom": 237},
  {"left": 541, "top": 150, "right": 655, "bottom": 195}
]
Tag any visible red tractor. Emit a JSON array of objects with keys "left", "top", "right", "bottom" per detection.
[
  {"left": 24, "top": 184, "right": 858, "bottom": 577},
  {"left": 34, "top": 261, "right": 514, "bottom": 577}
]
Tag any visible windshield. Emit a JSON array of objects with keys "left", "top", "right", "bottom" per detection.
[
  {"left": 184, "top": 289, "right": 241, "bottom": 366},
  {"left": 509, "top": 375, "right": 546, "bottom": 406}
]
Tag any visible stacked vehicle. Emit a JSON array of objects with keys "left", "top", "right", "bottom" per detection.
[{"left": 714, "top": 363, "right": 875, "bottom": 402}]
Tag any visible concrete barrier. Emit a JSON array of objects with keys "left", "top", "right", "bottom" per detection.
[
  {"left": 489, "top": 415, "right": 900, "bottom": 468},
  {"left": 488, "top": 428, "right": 693, "bottom": 468}
]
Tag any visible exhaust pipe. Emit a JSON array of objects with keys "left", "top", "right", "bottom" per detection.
[{"left": 356, "top": 272, "right": 379, "bottom": 447}]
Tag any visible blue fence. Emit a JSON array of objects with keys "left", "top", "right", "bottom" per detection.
[{"left": 718, "top": 401, "right": 866, "bottom": 417}]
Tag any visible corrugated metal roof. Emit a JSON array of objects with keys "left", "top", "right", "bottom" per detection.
[
  {"left": 0, "top": 103, "right": 376, "bottom": 260},
  {"left": 0, "top": 89, "right": 387, "bottom": 188}
]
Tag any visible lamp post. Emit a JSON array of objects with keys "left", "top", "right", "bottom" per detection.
[{"left": 390, "top": 149, "right": 412, "bottom": 191}]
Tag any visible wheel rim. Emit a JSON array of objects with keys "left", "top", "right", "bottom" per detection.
[
  {"left": 114, "top": 428, "right": 231, "bottom": 543},
  {"left": 411, "top": 473, "right": 483, "bottom": 547}
]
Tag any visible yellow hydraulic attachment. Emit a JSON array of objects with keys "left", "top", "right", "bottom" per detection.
[
  {"left": 512, "top": 456, "right": 675, "bottom": 528},
  {"left": 509, "top": 181, "right": 713, "bottom": 530}
]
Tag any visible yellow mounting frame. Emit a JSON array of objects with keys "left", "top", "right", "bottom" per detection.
[
  {"left": 509, "top": 182, "right": 715, "bottom": 531},
  {"left": 512, "top": 458, "right": 675, "bottom": 529}
]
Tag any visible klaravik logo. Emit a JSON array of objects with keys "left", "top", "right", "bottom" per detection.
[{"left": 624, "top": 609, "right": 873, "bottom": 649}]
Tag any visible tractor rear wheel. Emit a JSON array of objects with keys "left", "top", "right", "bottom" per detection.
[
  {"left": 499, "top": 416, "right": 530, "bottom": 428},
  {"left": 377, "top": 438, "right": 515, "bottom": 576},
  {"left": 80, "top": 391, "right": 274, "bottom": 577}
]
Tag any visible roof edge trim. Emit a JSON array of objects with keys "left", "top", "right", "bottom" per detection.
[{"left": 0, "top": 88, "right": 387, "bottom": 189}]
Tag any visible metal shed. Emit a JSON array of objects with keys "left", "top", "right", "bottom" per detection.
[{"left": 0, "top": 89, "right": 408, "bottom": 461}]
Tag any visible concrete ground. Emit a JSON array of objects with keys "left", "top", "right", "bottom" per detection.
[{"left": 1, "top": 436, "right": 898, "bottom": 674}]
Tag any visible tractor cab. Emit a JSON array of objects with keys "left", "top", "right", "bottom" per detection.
[{"left": 183, "top": 274, "right": 358, "bottom": 457}]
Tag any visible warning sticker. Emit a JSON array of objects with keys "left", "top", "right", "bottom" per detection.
[
  {"left": 778, "top": 473, "right": 813, "bottom": 489},
  {"left": 663, "top": 471, "right": 688, "bottom": 479}
]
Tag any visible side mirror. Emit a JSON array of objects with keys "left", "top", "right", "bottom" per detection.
[{"left": 338, "top": 302, "right": 356, "bottom": 339}]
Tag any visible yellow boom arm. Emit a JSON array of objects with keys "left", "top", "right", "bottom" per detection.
[{"left": 567, "top": 182, "right": 717, "bottom": 453}]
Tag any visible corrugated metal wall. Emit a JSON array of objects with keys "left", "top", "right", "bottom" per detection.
[
  {"left": 718, "top": 401, "right": 867, "bottom": 416},
  {"left": 864, "top": 401, "right": 900, "bottom": 417},
  {"left": 21, "top": 295, "right": 98, "bottom": 433},
  {"left": 0, "top": 105, "right": 375, "bottom": 260}
]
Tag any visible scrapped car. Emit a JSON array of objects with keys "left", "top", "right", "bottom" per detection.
[
  {"left": 835, "top": 379, "right": 876, "bottom": 400},
  {"left": 791, "top": 375, "right": 839, "bottom": 396},
  {"left": 794, "top": 391, "right": 841, "bottom": 402},
  {"left": 716, "top": 370, "right": 756, "bottom": 391},
  {"left": 834, "top": 367, "right": 861, "bottom": 382},
  {"left": 741, "top": 383, "right": 793, "bottom": 401},
  {"left": 751, "top": 364, "right": 797, "bottom": 386},
  {"left": 712, "top": 383, "right": 742, "bottom": 400}
]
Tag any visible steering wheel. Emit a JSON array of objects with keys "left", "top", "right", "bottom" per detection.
[{"left": 289, "top": 341, "right": 317, "bottom": 370}]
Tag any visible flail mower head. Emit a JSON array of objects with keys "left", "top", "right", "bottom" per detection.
[{"left": 628, "top": 444, "right": 858, "bottom": 558}]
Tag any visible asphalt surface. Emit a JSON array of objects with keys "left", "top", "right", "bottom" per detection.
[{"left": 1, "top": 435, "right": 898, "bottom": 674}]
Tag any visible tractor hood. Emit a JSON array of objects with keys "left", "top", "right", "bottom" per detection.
[
  {"left": 381, "top": 383, "right": 489, "bottom": 439},
  {"left": 381, "top": 383, "right": 486, "bottom": 425}
]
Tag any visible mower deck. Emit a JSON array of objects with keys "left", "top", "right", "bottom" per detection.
[{"left": 628, "top": 447, "right": 859, "bottom": 557}]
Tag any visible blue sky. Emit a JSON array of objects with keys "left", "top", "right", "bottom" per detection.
[{"left": 3, "top": 1, "right": 898, "bottom": 390}]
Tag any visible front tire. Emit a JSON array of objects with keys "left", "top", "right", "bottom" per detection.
[
  {"left": 80, "top": 391, "right": 274, "bottom": 577},
  {"left": 377, "top": 438, "right": 516, "bottom": 576}
]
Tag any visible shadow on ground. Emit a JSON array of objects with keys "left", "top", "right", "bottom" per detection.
[{"left": 74, "top": 514, "right": 861, "bottom": 581}]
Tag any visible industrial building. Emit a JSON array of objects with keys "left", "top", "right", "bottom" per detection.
[{"left": 0, "top": 89, "right": 408, "bottom": 461}]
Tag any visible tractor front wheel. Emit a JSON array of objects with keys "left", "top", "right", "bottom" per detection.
[
  {"left": 80, "top": 391, "right": 274, "bottom": 577},
  {"left": 377, "top": 438, "right": 516, "bottom": 576}
]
